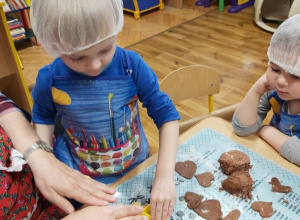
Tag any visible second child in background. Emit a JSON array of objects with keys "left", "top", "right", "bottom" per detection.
[
  {"left": 232, "top": 14, "right": 300, "bottom": 166},
  {"left": 30, "top": 0, "right": 180, "bottom": 219}
]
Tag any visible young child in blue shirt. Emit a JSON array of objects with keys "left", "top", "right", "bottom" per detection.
[
  {"left": 30, "top": 0, "right": 180, "bottom": 219},
  {"left": 232, "top": 14, "right": 300, "bottom": 166}
]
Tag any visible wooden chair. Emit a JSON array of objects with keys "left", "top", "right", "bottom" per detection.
[
  {"left": 160, "top": 65, "right": 238, "bottom": 134},
  {"left": 178, "top": 103, "right": 239, "bottom": 134}
]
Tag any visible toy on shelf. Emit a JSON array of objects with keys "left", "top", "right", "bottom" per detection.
[
  {"left": 254, "top": 0, "right": 300, "bottom": 33},
  {"left": 195, "top": 0, "right": 213, "bottom": 8},
  {"left": 123, "top": 0, "right": 164, "bottom": 20},
  {"left": 228, "top": 0, "right": 255, "bottom": 13},
  {"left": 0, "top": 1, "right": 33, "bottom": 113},
  {"left": 195, "top": 0, "right": 254, "bottom": 13},
  {"left": 195, "top": 0, "right": 225, "bottom": 12},
  {"left": 3, "top": 0, "right": 37, "bottom": 44}
]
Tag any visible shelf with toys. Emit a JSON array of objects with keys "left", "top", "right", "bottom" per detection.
[
  {"left": 0, "top": 0, "right": 33, "bottom": 113},
  {"left": 123, "top": 0, "right": 164, "bottom": 20},
  {"left": 3, "top": 0, "right": 36, "bottom": 43}
]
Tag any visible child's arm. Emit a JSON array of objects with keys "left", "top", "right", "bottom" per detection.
[
  {"left": 129, "top": 51, "right": 180, "bottom": 219},
  {"left": 235, "top": 73, "right": 272, "bottom": 126},
  {"left": 150, "top": 120, "right": 179, "bottom": 220},
  {"left": 258, "top": 125, "right": 300, "bottom": 166},
  {"left": 258, "top": 125, "right": 290, "bottom": 151},
  {"left": 232, "top": 92, "right": 270, "bottom": 136},
  {"left": 233, "top": 73, "right": 272, "bottom": 136}
]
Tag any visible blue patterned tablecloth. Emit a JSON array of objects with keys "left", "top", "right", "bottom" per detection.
[{"left": 115, "top": 127, "right": 300, "bottom": 220}]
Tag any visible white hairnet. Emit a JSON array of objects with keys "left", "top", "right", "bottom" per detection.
[
  {"left": 31, "top": 0, "right": 123, "bottom": 58},
  {"left": 267, "top": 14, "right": 300, "bottom": 77}
]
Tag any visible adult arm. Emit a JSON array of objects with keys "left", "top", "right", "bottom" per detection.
[
  {"left": 62, "top": 205, "right": 147, "bottom": 220},
  {"left": 0, "top": 110, "right": 117, "bottom": 214}
]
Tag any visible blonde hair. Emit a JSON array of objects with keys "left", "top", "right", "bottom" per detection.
[
  {"left": 267, "top": 14, "right": 300, "bottom": 77},
  {"left": 31, "top": 0, "right": 123, "bottom": 57}
]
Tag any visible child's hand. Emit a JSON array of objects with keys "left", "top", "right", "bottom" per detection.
[
  {"left": 253, "top": 73, "right": 273, "bottom": 95},
  {"left": 150, "top": 175, "right": 175, "bottom": 220}
]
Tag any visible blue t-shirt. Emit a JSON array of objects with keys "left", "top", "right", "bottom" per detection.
[
  {"left": 32, "top": 46, "right": 180, "bottom": 128},
  {"left": 31, "top": 46, "right": 180, "bottom": 185}
]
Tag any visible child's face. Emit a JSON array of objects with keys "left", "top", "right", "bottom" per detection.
[
  {"left": 266, "top": 62, "right": 300, "bottom": 101},
  {"left": 61, "top": 36, "right": 117, "bottom": 76}
]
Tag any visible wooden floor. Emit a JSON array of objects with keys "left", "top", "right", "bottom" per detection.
[
  {"left": 17, "top": 0, "right": 217, "bottom": 88},
  {"left": 16, "top": 2, "right": 275, "bottom": 155}
]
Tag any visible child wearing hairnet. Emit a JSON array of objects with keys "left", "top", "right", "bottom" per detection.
[
  {"left": 232, "top": 14, "right": 300, "bottom": 166},
  {"left": 30, "top": 0, "right": 180, "bottom": 219}
]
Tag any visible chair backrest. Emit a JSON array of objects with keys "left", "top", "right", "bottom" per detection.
[
  {"left": 179, "top": 103, "right": 239, "bottom": 134},
  {"left": 160, "top": 65, "right": 220, "bottom": 112}
]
